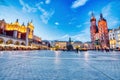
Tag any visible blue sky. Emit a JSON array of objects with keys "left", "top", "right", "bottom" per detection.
[{"left": 0, "top": 0, "right": 120, "bottom": 42}]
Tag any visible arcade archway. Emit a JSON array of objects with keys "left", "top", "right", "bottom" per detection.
[{"left": 6, "top": 40, "right": 13, "bottom": 45}]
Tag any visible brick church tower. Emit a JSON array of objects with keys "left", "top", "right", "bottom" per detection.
[
  {"left": 90, "top": 12, "right": 98, "bottom": 49},
  {"left": 90, "top": 13, "right": 109, "bottom": 49},
  {"left": 98, "top": 13, "right": 109, "bottom": 48}
]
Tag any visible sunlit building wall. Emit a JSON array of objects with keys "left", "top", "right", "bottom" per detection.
[
  {"left": 0, "top": 19, "right": 34, "bottom": 40},
  {"left": 54, "top": 41, "right": 67, "bottom": 50},
  {"left": 0, "top": 19, "right": 43, "bottom": 47},
  {"left": 98, "top": 13, "right": 109, "bottom": 49},
  {"left": 84, "top": 42, "right": 93, "bottom": 49},
  {"left": 109, "top": 29, "right": 116, "bottom": 49},
  {"left": 115, "top": 27, "right": 120, "bottom": 48},
  {"left": 33, "top": 35, "right": 42, "bottom": 43},
  {"left": 72, "top": 41, "right": 82, "bottom": 49}
]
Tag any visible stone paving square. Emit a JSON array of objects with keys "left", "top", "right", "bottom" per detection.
[{"left": 0, "top": 50, "right": 120, "bottom": 80}]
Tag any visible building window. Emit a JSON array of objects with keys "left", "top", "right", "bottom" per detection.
[
  {"left": 118, "top": 34, "right": 120, "bottom": 37},
  {"left": 113, "top": 37, "right": 115, "bottom": 40}
]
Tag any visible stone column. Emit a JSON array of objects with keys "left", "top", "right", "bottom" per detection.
[
  {"left": 13, "top": 30, "right": 17, "bottom": 38},
  {"left": 26, "top": 27, "right": 29, "bottom": 46}
]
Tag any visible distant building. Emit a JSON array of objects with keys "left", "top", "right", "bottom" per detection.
[
  {"left": 33, "top": 35, "right": 42, "bottom": 43},
  {"left": 115, "top": 27, "right": 120, "bottom": 48},
  {"left": 84, "top": 42, "right": 92, "bottom": 49},
  {"left": 30, "top": 35, "right": 42, "bottom": 47},
  {"left": 90, "top": 13, "right": 109, "bottom": 49},
  {"left": 52, "top": 40, "right": 84, "bottom": 50},
  {"left": 72, "top": 41, "right": 82, "bottom": 49},
  {"left": 54, "top": 41, "right": 67, "bottom": 50},
  {"left": 109, "top": 29, "right": 116, "bottom": 49},
  {"left": 108, "top": 27, "right": 120, "bottom": 49},
  {"left": 42, "top": 40, "right": 51, "bottom": 49}
]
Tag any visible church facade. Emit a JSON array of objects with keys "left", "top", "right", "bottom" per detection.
[{"left": 90, "top": 13, "right": 109, "bottom": 49}]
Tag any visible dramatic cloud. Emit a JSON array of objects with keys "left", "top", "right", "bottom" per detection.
[
  {"left": 60, "top": 27, "right": 90, "bottom": 42},
  {"left": 61, "top": 34, "right": 70, "bottom": 39},
  {"left": 45, "top": 0, "right": 51, "bottom": 4},
  {"left": 55, "top": 22, "right": 59, "bottom": 25},
  {"left": 101, "top": 1, "right": 120, "bottom": 28},
  {"left": 88, "top": 11, "right": 95, "bottom": 16},
  {"left": 0, "top": 0, "right": 8, "bottom": 6},
  {"left": 72, "top": 28, "right": 90, "bottom": 42},
  {"left": 0, "top": 6, "right": 32, "bottom": 24},
  {"left": 36, "top": 0, "right": 54, "bottom": 24},
  {"left": 76, "top": 24, "right": 82, "bottom": 28},
  {"left": 19, "top": 0, "right": 37, "bottom": 12},
  {"left": 38, "top": 6, "right": 54, "bottom": 24},
  {"left": 19, "top": 0, "right": 54, "bottom": 24},
  {"left": 71, "top": 0, "right": 88, "bottom": 8},
  {"left": 40, "top": 10, "right": 54, "bottom": 24}
]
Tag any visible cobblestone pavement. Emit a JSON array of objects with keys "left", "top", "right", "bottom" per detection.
[{"left": 0, "top": 50, "right": 120, "bottom": 80}]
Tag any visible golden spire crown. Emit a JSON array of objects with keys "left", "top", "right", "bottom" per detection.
[
  {"left": 27, "top": 20, "right": 34, "bottom": 30},
  {"left": 14, "top": 19, "right": 21, "bottom": 26}
]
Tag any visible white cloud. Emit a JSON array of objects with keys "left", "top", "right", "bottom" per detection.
[
  {"left": 38, "top": 6, "right": 54, "bottom": 24},
  {"left": 101, "top": 2, "right": 120, "bottom": 28},
  {"left": 88, "top": 11, "right": 92, "bottom": 16},
  {"left": 61, "top": 34, "right": 70, "bottom": 39},
  {"left": 36, "top": 2, "right": 44, "bottom": 7},
  {"left": 19, "top": 0, "right": 54, "bottom": 24},
  {"left": 60, "top": 27, "right": 90, "bottom": 42},
  {"left": 45, "top": 0, "right": 51, "bottom": 4},
  {"left": 88, "top": 10, "right": 100, "bottom": 21},
  {"left": 36, "top": 0, "right": 50, "bottom": 6},
  {"left": 0, "top": 6, "right": 32, "bottom": 25},
  {"left": 35, "top": 1, "right": 54, "bottom": 24},
  {"left": 55, "top": 22, "right": 59, "bottom": 25},
  {"left": 71, "top": 0, "right": 88, "bottom": 8},
  {"left": 72, "top": 28, "right": 90, "bottom": 42},
  {"left": 88, "top": 11, "right": 95, "bottom": 16},
  {"left": 76, "top": 24, "right": 82, "bottom": 28},
  {"left": 40, "top": 10, "right": 54, "bottom": 24},
  {"left": 19, "top": 0, "right": 37, "bottom": 13},
  {"left": 102, "top": 3, "right": 111, "bottom": 18},
  {"left": 83, "top": 21, "right": 89, "bottom": 25}
]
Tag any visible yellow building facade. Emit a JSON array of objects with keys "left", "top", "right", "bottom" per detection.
[{"left": 0, "top": 19, "right": 34, "bottom": 40}]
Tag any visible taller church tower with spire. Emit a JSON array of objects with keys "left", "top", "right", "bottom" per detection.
[
  {"left": 90, "top": 12, "right": 98, "bottom": 49},
  {"left": 98, "top": 13, "right": 109, "bottom": 48}
]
